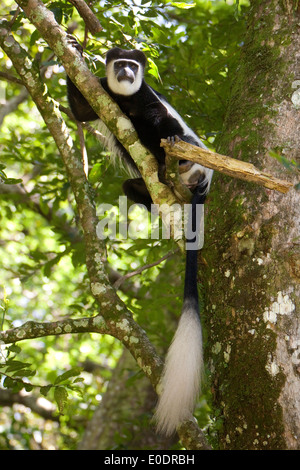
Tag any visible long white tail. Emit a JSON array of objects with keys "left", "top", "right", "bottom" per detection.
[{"left": 154, "top": 303, "right": 203, "bottom": 436}]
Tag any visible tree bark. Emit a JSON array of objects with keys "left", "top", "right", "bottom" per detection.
[{"left": 204, "top": 0, "right": 300, "bottom": 449}]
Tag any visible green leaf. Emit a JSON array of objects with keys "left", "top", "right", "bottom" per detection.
[
  {"left": 72, "top": 377, "right": 84, "bottom": 384},
  {"left": 0, "top": 169, "right": 7, "bottom": 180},
  {"left": 3, "top": 376, "right": 14, "bottom": 389},
  {"left": 40, "top": 385, "right": 52, "bottom": 397},
  {"left": 24, "top": 383, "right": 33, "bottom": 392},
  {"left": 54, "top": 367, "right": 82, "bottom": 385},
  {"left": 4, "top": 178, "right": 23, "bottom": 185},
  {"left": 8, "top": 344, "right": 21, "bottom": 354},
  {"left": 89, "top": 162, "right": 104, "bottom": 184},
  {"left": 49, "top": 3, "right": 63, "bottom": 24},
  {"left": 43, "top": 253, "right": 64, "bottom": 277},
  {"left": 54, "top": 386, "right": 69, "bottom": 414},
  {"left": 29, "top": 29, "right": 40, "bottom": 48},
  {"left": 5, "top": 360, "right": 32, "bottom": 372},
  {"left": 11, "top": 369, "right": 36, "bottom": 378},
  {"left": 147, "top": 58, "right": 161, "bottom": 82}
]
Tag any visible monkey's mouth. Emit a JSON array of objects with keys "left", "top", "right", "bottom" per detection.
[
  {"left": 117, "top": 70, "right": 135, "bottom": 84},
  {"left": 117, "top": 76, "right": 134, "bottom": 83}
]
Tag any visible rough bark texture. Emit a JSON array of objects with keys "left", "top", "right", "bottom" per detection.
[{"left": 203, "top": 0, "right": 300, "bottom": 449}]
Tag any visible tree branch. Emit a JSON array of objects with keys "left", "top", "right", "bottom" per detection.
[
  {"left": 165, "top": 153, "right": 193, "bottom": 202},
  {"left": 161, "top": 138, "right": 293, "bottom": 194},
  {"left": 68, "top": 0, "right": 102, "bottom": 34},
  {"left": 0, "top": 70, "right": 24, "bottom": 85},
  {"left": 113, "top": 249, "right": 179, "bottom": 290},
  {"left": 0, "top": 316, "right": 108, "bottom": 344}
]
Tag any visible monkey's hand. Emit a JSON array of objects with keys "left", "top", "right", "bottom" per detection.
[
  {"left": 167, "top": 135, "right": 181, "bottom": 146},
  {"left": 66, "top": 34, "right": 84, "bottom": 55},
  {"left": 166, "top": 135, "right": 198, "bottom": 177}
]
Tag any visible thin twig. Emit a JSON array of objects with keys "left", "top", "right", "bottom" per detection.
[
  {"left": 0, "top": 71, "right": 24, "bottom": 85},
  {"left": 113, "top": 249, "right": 178, "bottom": 290}
]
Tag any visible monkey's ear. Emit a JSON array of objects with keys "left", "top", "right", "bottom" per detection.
[
  {"left": 131, "top": 50, "right": 147, "bottom": 68},
  {"left": 105, "top": 47, "right": 123, "bottom": 64}
]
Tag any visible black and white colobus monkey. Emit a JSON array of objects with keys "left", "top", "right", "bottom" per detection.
[{"left": 67, "top": 43, "right": 213, "bottom": 436}]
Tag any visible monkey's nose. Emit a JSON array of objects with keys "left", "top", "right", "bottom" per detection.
[{"left": 117, "top": 68, "right": 134, "bottom": 83}]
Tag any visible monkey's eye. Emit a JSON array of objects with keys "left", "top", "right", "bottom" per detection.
[{"left": 130, "top": 64, "right": 138, "bottom": 73}]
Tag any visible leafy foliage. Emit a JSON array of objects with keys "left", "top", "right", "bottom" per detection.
[{"left": 0, "top": 0, "right": 249, "bottom": 450}]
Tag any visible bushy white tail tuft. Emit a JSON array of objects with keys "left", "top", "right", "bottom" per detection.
[{"left": 154, "top": 306, "right": 203, "bottom": 436}]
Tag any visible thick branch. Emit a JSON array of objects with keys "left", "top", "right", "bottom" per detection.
[
  {"left": 161, "top": 139, "right": 293, "bottom": 194},
  {"left": 68, "top": 0, "right": 102, "bottom": 34},
  {"left": 165, "top": 153, "right": 192, "bottom": 202},
  {"left": 0, "top": 316, "right": 108, "bottom": 343}
]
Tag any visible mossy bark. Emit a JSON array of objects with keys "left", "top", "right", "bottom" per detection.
[{"left": 203, "top": 0, "right": 300, "bottom": 449}]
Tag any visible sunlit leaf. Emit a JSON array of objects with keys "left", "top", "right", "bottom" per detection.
[{"left": 54, "top": 386, "right": 69, "bottom": 414}]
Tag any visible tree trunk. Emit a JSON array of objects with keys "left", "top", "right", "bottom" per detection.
[{"left": 204, "top": 0, "right": 300, "bottom": 449}]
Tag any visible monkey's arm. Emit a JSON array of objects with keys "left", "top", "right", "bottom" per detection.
[
  {"left": 65, "top": 35, "right": 99, "bottom": 122},
  {"left": 67, "top": 76, "right": 99, "bottom": 122}
]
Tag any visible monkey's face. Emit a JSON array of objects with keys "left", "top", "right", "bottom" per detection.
[
  {"left": 114, "top": 60, "right": 138, "bottom": 84},
  {"left": 106, "top": 58, "right": 143, "bottom": 96}
]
